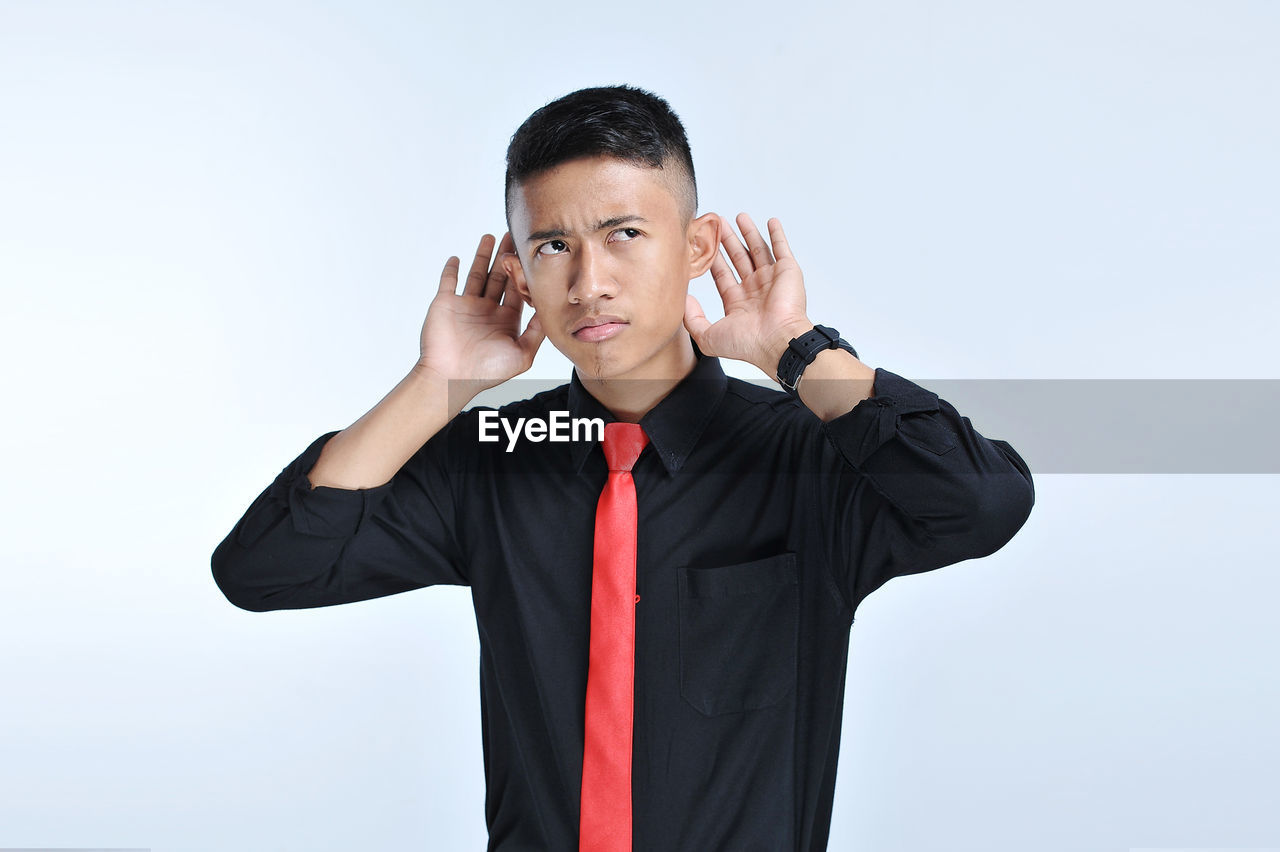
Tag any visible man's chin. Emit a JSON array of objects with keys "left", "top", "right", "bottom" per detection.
[
  {"left": 571, "top": 359, "right": 630, "bottom": 383},
  {"left": 565, "top": 343, "right": 634, "bottom": 383},
  {"left": 565, "top": 327, "right": 693, "bottom": 384}
]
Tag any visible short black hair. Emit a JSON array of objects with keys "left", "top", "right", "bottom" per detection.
[{"left": 504, "top": 84, "right": 697, "bottom": 232}]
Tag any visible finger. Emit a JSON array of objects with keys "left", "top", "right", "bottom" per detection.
[
  {"left": 767, "top": 217, "right": 794, "bottom": 261},
  {"left": 463, "top": 234, "right": 497, "bottom": 296},
  {"left": 438, "top": 255, "right": 461, "bottom": 296},
  {"left": 719, "top": 213, "right": 756, "bottom": 281},
  {"left": 683, "top": 293, "right": 714, "bottom": 352},
  {"left": 736, "top": 212, "right": 774, "bottom": 276},
  {"left": 709, "top": 249, "right": 743, "bottom": 309},
  {"left": 483, "top": 233, "right": 516, "bottom": 300}
]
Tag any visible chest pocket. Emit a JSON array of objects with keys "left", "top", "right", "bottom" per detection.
[{"left": 677, "top": 552, "right": 799, "bottom": 717}]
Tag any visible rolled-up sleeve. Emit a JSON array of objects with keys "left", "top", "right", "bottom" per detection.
[
  {"left": 211, "top": 411, "right": 473, "bottom": 613},
  {"left": 815, "top": 367, "right": 1035, "bottom": 617}
]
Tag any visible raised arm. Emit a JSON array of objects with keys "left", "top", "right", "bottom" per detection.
[
  {"left": 211, "top": 232, "right": 546, "bottom": 611},
  {"left": 805, "top": 358, "right": 1034, "bottom": 617},
  {"left": 685, "top": 212, "right": 1034, "bottom": 619}
]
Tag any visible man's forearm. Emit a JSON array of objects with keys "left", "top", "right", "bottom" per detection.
[
  {"left": 793, "top": 348, "right": 877, "bottom": 422},
  {"left": 757, "top": 320, "right": 877, "bottom": 422},
  {"left": 305, "top": 363, "right": 473, "bottom": 490}
]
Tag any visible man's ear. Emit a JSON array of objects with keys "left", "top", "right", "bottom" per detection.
[
  {"left": 686, "top": 211, "right": 721, "bottom": 280},
  {"left": 502, "top": 251, "right": 534, "bottom": 307}
]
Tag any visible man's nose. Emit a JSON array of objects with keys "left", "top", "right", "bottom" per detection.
[{"left": 568, "top": 244, "right": 617, "bottom": 304}]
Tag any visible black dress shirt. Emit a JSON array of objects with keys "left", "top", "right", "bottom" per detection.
[{"left": 212, "top": 341, "right": 1035, "bottom": 851}]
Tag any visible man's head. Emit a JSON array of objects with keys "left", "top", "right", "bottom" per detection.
[
  {"left": 504, "top": 85, "right": 697, "bottom": 233},
  {"left": 502, "top": 85, "right": 719, "bottom": 383}
]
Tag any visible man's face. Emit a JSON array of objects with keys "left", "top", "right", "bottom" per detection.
[{"left": 505, "top": 155, "right": 717, "bottom": 382}]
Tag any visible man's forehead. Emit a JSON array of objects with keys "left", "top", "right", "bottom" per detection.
[{"left": 509, "top": 156, "right": 681, "bottom": 234}]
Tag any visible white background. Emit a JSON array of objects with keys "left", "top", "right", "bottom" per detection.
[{"left": 1, "top": 1, "right": 1277, "bottom": 849}]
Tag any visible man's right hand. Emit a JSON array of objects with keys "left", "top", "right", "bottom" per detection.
[
  {"left": 417, "top": 231, "right": 546, "bottom": 393},
  {"left": 305, "top": 232, "right": 543, "bottom": 491}
]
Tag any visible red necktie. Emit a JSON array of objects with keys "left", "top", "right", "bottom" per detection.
[{"left": 579, "top": 422, "right": 649, "bottom": 852}]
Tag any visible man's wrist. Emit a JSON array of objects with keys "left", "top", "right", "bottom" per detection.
[
  {"left": 759, "top": 318, "right": 817, "bottom": 376},
  {"left": 410, "top": 361, "right": 479, "bottom": 421}
]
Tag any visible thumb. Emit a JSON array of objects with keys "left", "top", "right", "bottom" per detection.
[
  {"left": 518, "top": 312, "right": 546, "bottom": 360},
  {"left": 683, "top": 294, "right": 714, "bottom": 354}
]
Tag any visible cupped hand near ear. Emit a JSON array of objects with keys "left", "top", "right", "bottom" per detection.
[
  {"left": 684, "top": 213, "right": 814, "bottom": 376},
  {"left": 418, "top": 231, "right": 546, "bottom": 392}
]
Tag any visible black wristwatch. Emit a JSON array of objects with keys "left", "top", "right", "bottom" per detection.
[{"left": 775, "top": 324, "right": 858, "bottom": 397}]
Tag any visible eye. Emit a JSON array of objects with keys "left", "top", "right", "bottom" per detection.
[
  {"left": 536, "top": 239, "right": 568, "bottom": 257},
  {"left": 610, "top": 227, "right": 642, "bottom": 242}
]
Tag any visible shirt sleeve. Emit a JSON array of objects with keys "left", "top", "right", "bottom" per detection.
[
  {"left": 813, "top": 367, "right": 1035, "bottom": 618},
  {"left": 210, "top": 410, "right": 475, "bottom": 612}
]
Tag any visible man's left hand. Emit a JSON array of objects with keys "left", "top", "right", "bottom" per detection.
[{"left": 684, "top": 213, "right": 816, "bottom": 377}]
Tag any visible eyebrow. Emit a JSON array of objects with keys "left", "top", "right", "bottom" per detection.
[{"left": 525, "top": 215, "right": 649, "bottom": 244}]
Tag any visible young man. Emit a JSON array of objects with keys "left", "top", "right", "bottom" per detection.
[{"left": 212, "top": 85, "right": 1035, "bottom": 851}]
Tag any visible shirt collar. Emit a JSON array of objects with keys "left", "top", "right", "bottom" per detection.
[{"left": 567, "top": 337, "right": 728, "bottom": 477}]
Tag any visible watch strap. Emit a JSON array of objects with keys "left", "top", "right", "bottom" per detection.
[{"left": 776, "top": 324, "right": 858, "bottom": 397}]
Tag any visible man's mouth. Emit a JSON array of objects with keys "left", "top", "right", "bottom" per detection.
[
  {"left": 573, "top": 321, "right": 627, "bottom": 342},
  {"left": 572, "top": 315, "right": 628, "bottom": 342}
]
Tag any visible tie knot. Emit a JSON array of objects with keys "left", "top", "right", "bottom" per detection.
[{"left": 602, "top": 422, "right": 649, "bottom": 472}]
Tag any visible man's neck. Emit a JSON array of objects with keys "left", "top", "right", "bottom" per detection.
[{"left": 576, "top": 334, "right": 698, "bottom": 423}]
